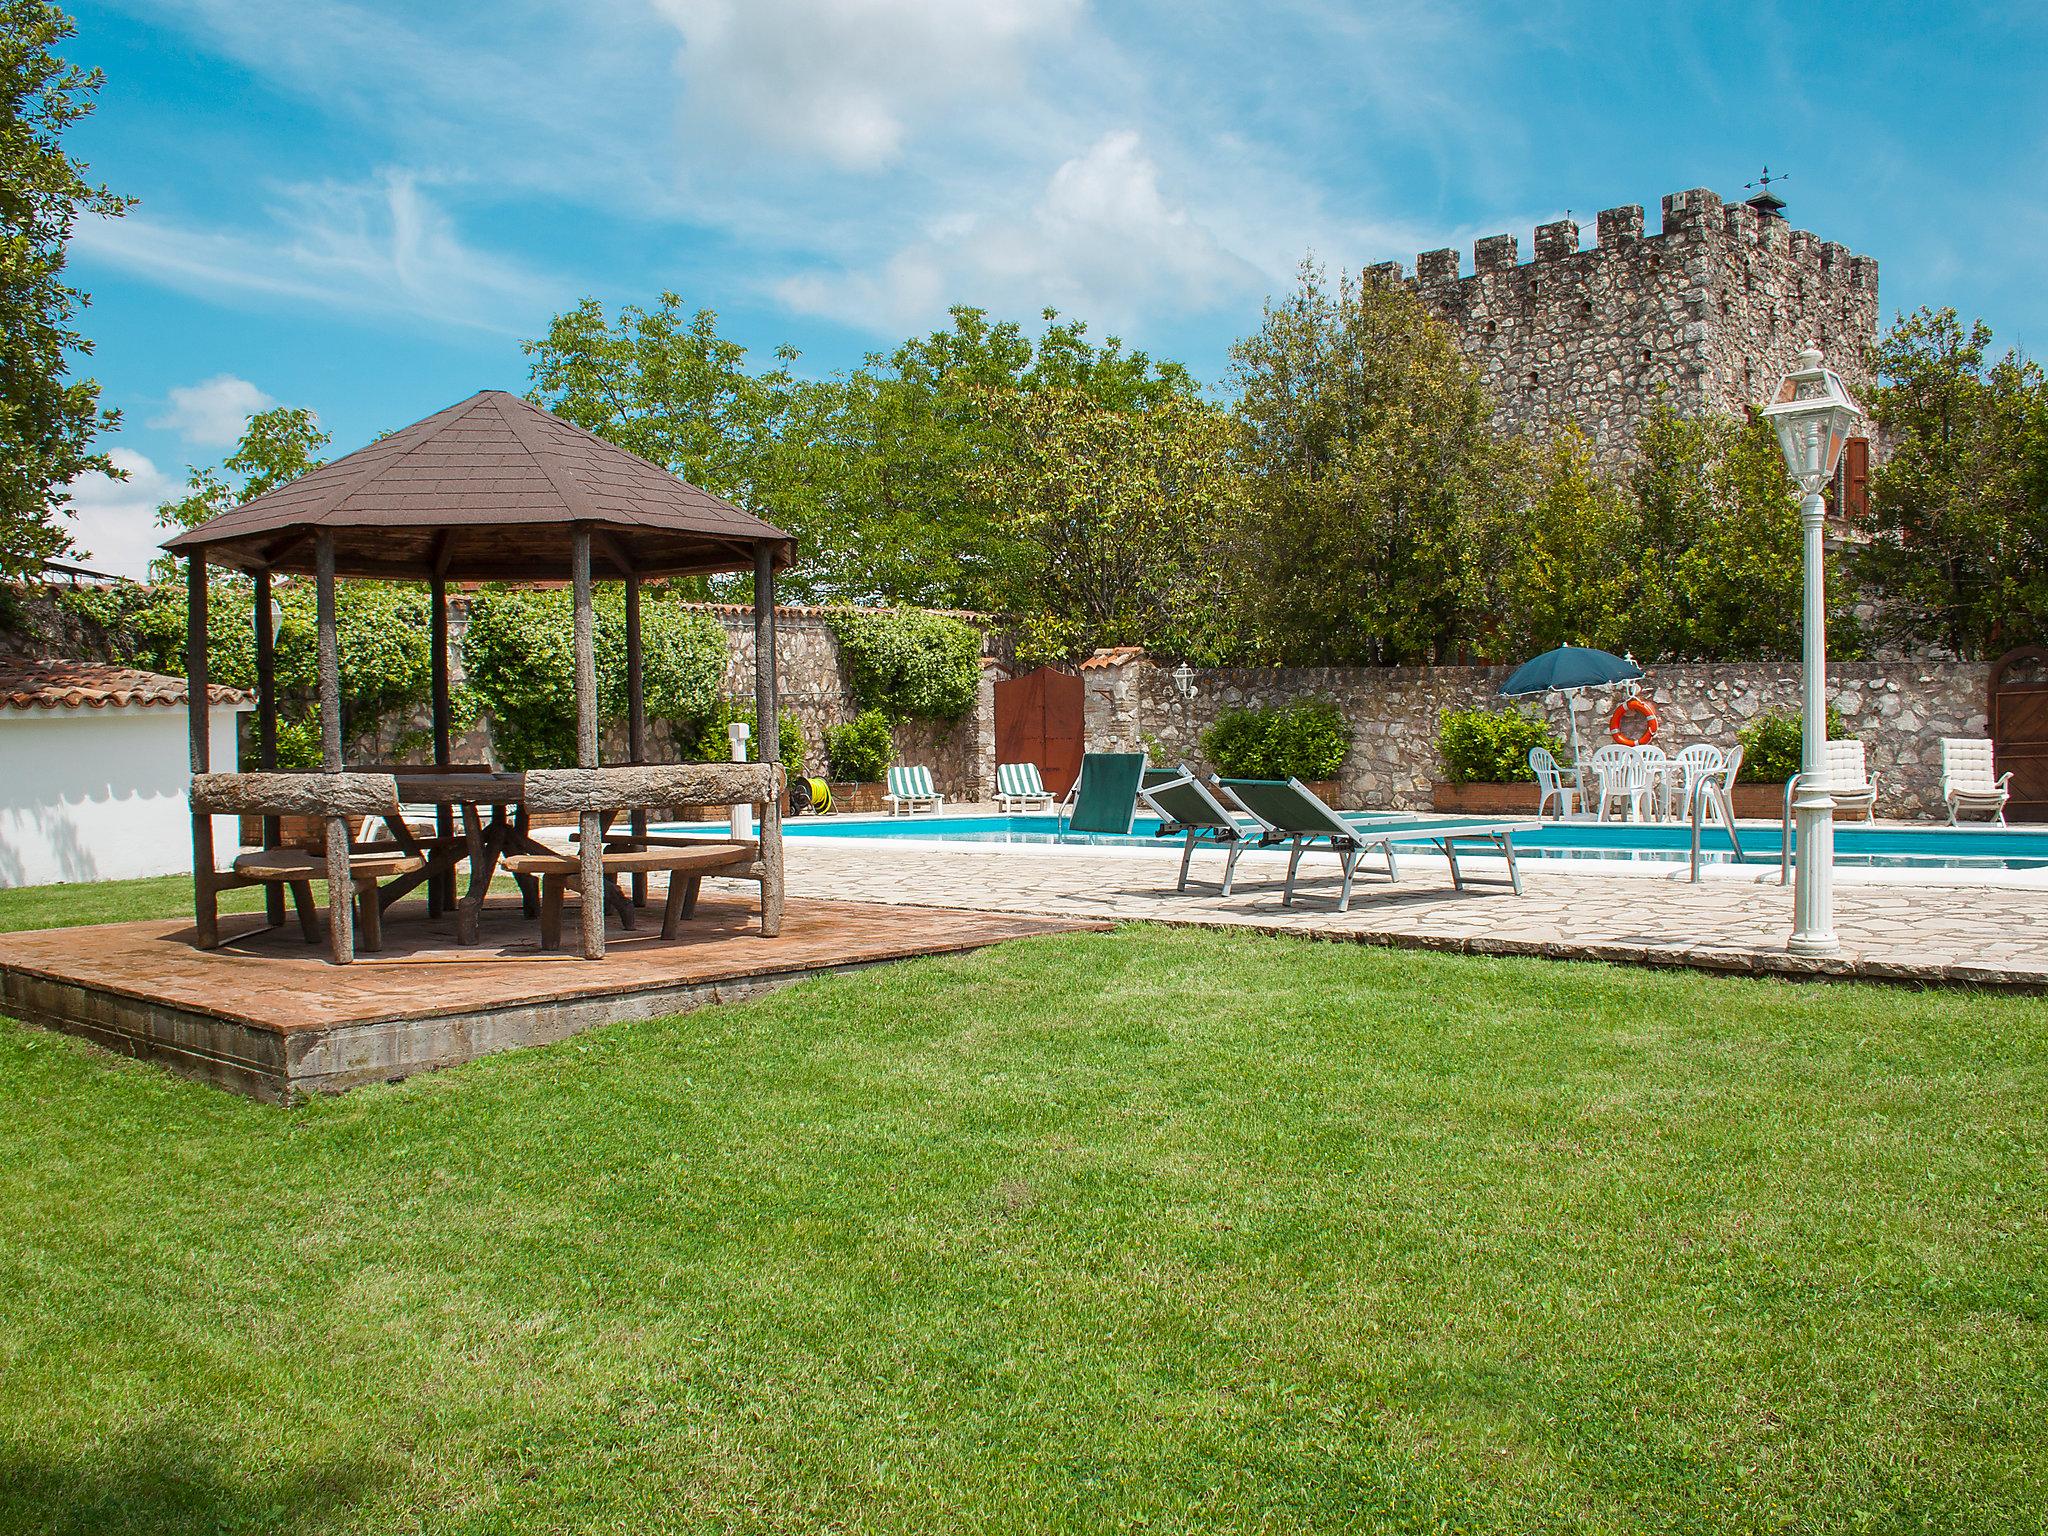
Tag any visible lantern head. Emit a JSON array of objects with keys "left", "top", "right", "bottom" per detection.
[{"left": 1760, "top": 345, "right": 1864, "bottom": 494}]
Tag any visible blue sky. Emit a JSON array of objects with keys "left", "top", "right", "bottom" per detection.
[{"left": 56, "top": 0, "right": 2048, "bottom": 576}]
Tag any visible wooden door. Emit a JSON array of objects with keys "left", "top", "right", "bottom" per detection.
[
  {"left": 993, "top": 667, "right": 1085, "bottom": 798},
  {"left": 1990, "top": 646, "right": 2048, "bottom": 822}
]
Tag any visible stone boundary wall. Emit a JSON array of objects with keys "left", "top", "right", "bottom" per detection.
[{"left": 1080, "top": 653, "right": 1988, "bottom": 820}]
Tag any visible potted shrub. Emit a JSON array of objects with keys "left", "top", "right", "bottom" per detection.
[
  {"left": 1433, "top": 706, "right": 1564, "bottom": 813},
  {"left": 824, "top": 709, "right": 894, "bottom": 813},
  {"left": 1200, "top": 699, "right": 1351, "bottom": 806}
]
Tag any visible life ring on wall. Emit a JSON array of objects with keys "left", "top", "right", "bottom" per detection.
[{"left": 1609, "top": 696, "right": 1660, "bottom": 745}]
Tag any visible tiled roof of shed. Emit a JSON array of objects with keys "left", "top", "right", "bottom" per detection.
[{"left": 0, "top": 658, "right": 252, "bottom": 712}]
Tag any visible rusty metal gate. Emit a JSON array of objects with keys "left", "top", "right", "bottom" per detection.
[
  {"left": 1990, "top": 646, "right": 2048, "bottom": 822},
  {"left": 993, "top": 666, "right": 1085, "bottom": 799}
]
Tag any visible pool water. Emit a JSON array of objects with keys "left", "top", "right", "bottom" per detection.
[{"left": 653, "top": 813, "right": 2048, "bottom": 872}]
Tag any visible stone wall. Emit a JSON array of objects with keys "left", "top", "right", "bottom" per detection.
[
  {"left": 1080, "top": 651, "right": 1988, "bottom": 821},
  {"left": 1380, "top": 187, "right": 1879, "bottom": 468}
]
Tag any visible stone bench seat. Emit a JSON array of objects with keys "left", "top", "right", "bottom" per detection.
[{"left": 501, "top": 841, "right": 756, "bottom": 950}]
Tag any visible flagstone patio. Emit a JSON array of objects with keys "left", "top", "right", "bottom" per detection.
[{"left": 779, "top": 838, "right": 2048, "bottom": 989}]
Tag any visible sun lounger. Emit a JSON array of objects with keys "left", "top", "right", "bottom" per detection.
[
  {"left": 1064, "top": 752, "right": 1148, "bottom": 835},
  {"left": 884, "top": 765, "right": 944, "bottom": 816},
  {"left": 1219, "top": 776, "right": 1528, "bottom": 911},
  {"left": 994, "top": 761, "right": 1056, "bottom": 813},
  {"left": 1138, "top": 765, "right": 1259, "bottom": 893}
]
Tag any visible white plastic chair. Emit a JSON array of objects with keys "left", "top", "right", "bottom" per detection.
[
  {"left": 1941, "top": 738, "right": 2011, "bottom": 824},
  {"left": 1528, "top": 746, "right": 1582, "bottom": 819},
  {"left": 1666, "top": 743, "right": 1724, "bottom": 820},
  {"left": 1824, "top": 739, "right": 1879, "bottom": 821},
  {"left": 1589, "top": 743, "right": 1654, "bottom": 822}
]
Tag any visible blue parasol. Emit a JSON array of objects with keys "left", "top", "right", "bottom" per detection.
[{"left": 1499, "top": 645, "right": 1643, "bottom": 763}]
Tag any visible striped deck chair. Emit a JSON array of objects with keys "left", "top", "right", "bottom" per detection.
[
  {"left": 884, "top": 764, "right": 944, "bottom": 816},
  {"left": 994, "top": 761, "right": 1054, "bottom": 813}
]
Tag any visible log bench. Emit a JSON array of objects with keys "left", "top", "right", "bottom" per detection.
[
  {"left": 502, "top": 842, "right": 755, "bottom": 951},
  {"left": 229, "top": 846, "right": 427, "bottom": 952}
]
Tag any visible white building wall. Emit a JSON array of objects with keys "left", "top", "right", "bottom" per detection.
[{"left": 0, "top": 704, "right": 246, "bottom": 888}]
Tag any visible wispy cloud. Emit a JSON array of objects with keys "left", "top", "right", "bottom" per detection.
[
  {"left": 61, "top": 449, "right": 181, "bottom": 581},
  {"left": 148, "top": 374, "right": 275, "bottom": 448},
  {"left": 71, "top": 172, "right": 561, "bottom": 334}
]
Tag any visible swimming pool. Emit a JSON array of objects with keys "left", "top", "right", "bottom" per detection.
[{"left": 653, "top": 813, "right": 2048, "bottom": 872}]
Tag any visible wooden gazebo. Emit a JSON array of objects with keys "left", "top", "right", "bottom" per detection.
[{"left": 163, "top": 389, "right": 797, "bottom": 962}]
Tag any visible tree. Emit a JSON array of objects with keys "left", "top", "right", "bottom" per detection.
[
  {"left": 1856, "top": 307, "right": 2048, "bottom": 657},
  {"left": 0, "top": 1, "right": 132, "bottom": 578},
  {"left": 1487, "top": 425, "right": 1636, "bottom": 656},
  {"left": 968, "top": 387, "right": 1247, "bottom": 663},
  {"left": 1228, "top": 262, "right": 1505, "bottom": 664},
  {"left": 150, "top": 406, "right": 329, "bottom": 581}
]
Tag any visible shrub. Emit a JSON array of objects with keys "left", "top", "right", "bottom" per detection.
[
  {"left": 1201, "top": 699, "right": 1351, "bottom": 780},
  {"left": 828, "top": 608, "right": 981, "bottom": 722},
  {"left": 686, "top": 696, "right": 807, "bottom": 777},
  {"left": 462, "top": 587, "right": 726, "bottom": 768},
  {"left": 1436, "top": 707, "right": 1565, "bottom": 784},
  {"left": 1737, "top": 706, "right": 1852, "bottom": 782},
  {"left": 824, "top": 709, "right": 894, "bottom": 782}
]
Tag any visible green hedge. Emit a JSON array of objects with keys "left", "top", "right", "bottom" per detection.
[
  {"left": 1737, "top": 706, "right": 1852, "bottom": 782},
  {"left": 463, "top": 587, "right": 726, "bottom": 768},
  {"left": 1200, "top": 699, "right": 1351, "bottom": 781},
  {"left": 1436, "top": 707, "right": 1565, "bottom": 784},
  {"left": 827, "top": 609, "right": 981, "bottom": 722},
  {"left": 824, "top": 709, "right": 894, "bottom": 782}
]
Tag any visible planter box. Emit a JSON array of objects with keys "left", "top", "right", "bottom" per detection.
[
  {"left": 1432, "top": 781, "right": 1540, "bottom": 814},
  {"left": 827, "top": 781, "right": 885, "bottom": 814},
  {"left": 1301, "top": 778, "right": 1342, "bottom": 809}
]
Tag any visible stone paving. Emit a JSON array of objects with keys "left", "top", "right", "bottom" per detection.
[{"left": 782, "top": 838, "right": 2048, "bottom": 989}]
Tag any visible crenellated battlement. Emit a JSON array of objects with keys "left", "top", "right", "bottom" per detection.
[{"left": 1385, "top": 185, "right": 1880, "bottom": 464}]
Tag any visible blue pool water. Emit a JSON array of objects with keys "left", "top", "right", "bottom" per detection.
[{"left": 654, "top": 813, "right": 2048, "bottom": 871}]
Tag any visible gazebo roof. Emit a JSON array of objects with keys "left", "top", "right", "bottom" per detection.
[{"left": 162, "top": 390, "right": 795, "bottom": 580}]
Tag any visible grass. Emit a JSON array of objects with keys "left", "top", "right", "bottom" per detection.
[{"left": 0, "top": 876, "right": 2043, "bottom": 1534}]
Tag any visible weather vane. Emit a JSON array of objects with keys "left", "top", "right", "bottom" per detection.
[{"left": 1743, "top": 165, "right": 1789, "bottom": 218}]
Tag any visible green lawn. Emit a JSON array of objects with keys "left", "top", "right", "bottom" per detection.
[{"left": 1, "top": 877, "right": 2043, "bottom": 1534}]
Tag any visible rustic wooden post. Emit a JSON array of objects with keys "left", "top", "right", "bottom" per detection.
[
  {"left": 252, "top": 566, "right": 283, "bottom": 927},
  {"left": 753, "top": 544, "right": 784, "bottom": 937},
  {"left": 430, "top": 570, "right": 454, "bottom": 915},
  {"left": 625, "top": 569, "right": 647, "bottom": 908},
  {"left": 572, "top": 525, "right": 605, "bottom": 958},
  {"left": 186, "top": 554, "right": 219, "bottom": 948},
  {"left": 316, "top": 530, "right": 353, "bottom": 964}
]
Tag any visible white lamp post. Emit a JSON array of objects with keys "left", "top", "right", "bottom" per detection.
[{"left": 1760, "top": 345, "right": 1864, "bottom": 956}]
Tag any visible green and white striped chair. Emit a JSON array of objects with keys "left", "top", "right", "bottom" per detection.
[
  {"left": 884, "top": 764, "right": 944, "bottom": 816},
  {"left": 994, "top": 761, "right": 1055, "bottom": 813}
]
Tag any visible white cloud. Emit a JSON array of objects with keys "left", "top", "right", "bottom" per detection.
[
  {"left": 60, "top": 450, "right": 183, "bottom": 581},
  {"left": 149, "top": 375, "right": 275, "bottom": 448},
  {"left": 70, "top": 172, "right": 560, "bottom": 335},
  {"left": 777, "top": 130, "right": 1262, "bottom": 331},
  {"left": 656, "top": 0, "right": 1083, "bottom": 171}
]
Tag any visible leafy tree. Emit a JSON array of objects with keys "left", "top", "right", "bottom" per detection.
[
  {"left": 825, "top": 607, "right": 982, "bottom": 722},
  {"left": 968, "top": 387, "right": 1247, "bottom": 663},
  {"left": 1228, "top": 263, "right": 1505, "bottom": 664},
  {"left": 153, "top": 407, "right": 331, "bottom": 565},
  {"left": 0, "top": 1, "right": 132, "bottom": 578},
  {"left": 1856, "top": 307, "right": 2048, "bottom": 656},
  {"left": 1485, "top": 426, "right": 1635, "bottom": 655}
]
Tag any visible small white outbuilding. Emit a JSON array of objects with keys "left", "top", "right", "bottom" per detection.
[{"left": 0, "top": 658, "right": 251, "bottom": 889}]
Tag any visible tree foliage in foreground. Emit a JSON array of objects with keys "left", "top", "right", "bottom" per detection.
[
  {"left": 1857, "top": 306, "right": 2048, "bottom": 658},
  {"left": 0, "top": 0, "right": 131, "bottom": 579}
]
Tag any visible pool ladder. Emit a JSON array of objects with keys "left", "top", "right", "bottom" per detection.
[{"left": 1687, "top": 779, "right": 1747, "bottom": 882}]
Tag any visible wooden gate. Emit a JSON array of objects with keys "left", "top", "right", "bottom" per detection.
[
  {"left": 993, "top": 666, "right": 1085, "bottom": 798},
  {"left": 1990, "top": 646, "right": 2048, "bottom": 822}
]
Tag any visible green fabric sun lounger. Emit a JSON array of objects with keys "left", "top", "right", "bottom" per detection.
[
  {"left": 1064, "top": 752, "right": 1149, "bottom": 835},
  {"left": 1218, "top": 777, "right": 1530, "bottom": 912},
  {"left": 1138, "top": 765, "right": 1260, "bottom": 893}
]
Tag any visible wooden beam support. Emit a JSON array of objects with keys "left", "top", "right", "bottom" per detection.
[
  {"left": 186, "top": 555, "right": 219, "bottom": 949},
  {"left": 315, "top": 530, "right": 353, "bottom": 964},
  {"left": 430, "top": 567, "right": 455, "bottom": 915},
  {"left": 253, "top": 567, "right": 283, "bottom": 926},
  {"left": 754, "top": 544, "right": 784, "bottom": 937},
  {"left": 571, "top": 525, "right": 605, "bottom": 958},
  {"left": 625, "top": 569, "right": 648, "bottom": 907}
]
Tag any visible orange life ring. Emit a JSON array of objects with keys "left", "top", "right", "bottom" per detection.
[{"left": 1609, "top": 696, "right": 1659, "bottom": 745}]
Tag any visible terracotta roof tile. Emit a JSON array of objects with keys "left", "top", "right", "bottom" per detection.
[{"left": 0, "top": 658, "right": 252, "bottom": 712}]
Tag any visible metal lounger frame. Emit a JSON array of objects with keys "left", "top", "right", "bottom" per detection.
[{"left": 1138, "top": 766, "right": 1258, "bottom": 894}]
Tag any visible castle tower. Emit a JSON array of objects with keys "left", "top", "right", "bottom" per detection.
[{"left": 1375, "top": 188, "right": 1879, "bottom": 467}]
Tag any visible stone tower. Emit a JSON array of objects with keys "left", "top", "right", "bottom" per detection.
[{"left": 1373, "top": 187, "right": 1880, "bottom": 463}]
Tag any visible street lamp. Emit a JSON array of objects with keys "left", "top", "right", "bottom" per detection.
[{"left": 1760, "top": 345, "right": 1864, "bottom": 956}]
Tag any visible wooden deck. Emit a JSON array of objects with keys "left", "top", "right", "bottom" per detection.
[{"left": 0, "top": 892, "right": 1101, "bottom": 1102}]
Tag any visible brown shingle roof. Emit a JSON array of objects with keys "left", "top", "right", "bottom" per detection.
[
  {"left": 0, "top": 658, "right": 252, "bottom": 712},
  {"left": 162, "top": 390, "right": 795, "bottom": 581}
]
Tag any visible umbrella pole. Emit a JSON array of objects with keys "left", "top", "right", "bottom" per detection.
[{"left": 1565, "top": 691, "right": 1583, "bottom": 766}]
